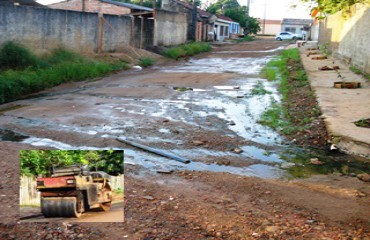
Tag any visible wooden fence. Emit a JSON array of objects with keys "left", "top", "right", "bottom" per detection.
[{"left": 20, "top": 175, "right": 124, "bottom": 206}]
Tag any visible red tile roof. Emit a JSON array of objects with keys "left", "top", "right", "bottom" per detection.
[{"left": 176, "top": 0, "right": 212, "bottom": 17}]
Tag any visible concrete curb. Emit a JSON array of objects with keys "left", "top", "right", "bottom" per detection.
[{"left": 298, "top": 44, "right": 370, "bottom": 159}]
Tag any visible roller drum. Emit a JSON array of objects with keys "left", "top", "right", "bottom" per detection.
[{"left": 41, "top": 197, "right": 81, "bottom": 218}]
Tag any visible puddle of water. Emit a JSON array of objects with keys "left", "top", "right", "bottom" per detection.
[
  {"left": 213, "top": 46, "right": 286, "bottom": 54},
  {"left": 241, "top": 146, "right": 283, "bottom": 163},
  {"left": 124, "top": 148, "right": 287, "bottom": 179},
  {"left": 160, "top": 57, "right": 272, "bottom": 75},
  {"left": 0, "top": 129, "right": 29, "bottom": 142}
]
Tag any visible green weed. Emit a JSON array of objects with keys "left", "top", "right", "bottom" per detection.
[
  {"left": 235, "top": 35, "right": 254, "bottom": 43},
  {"left": 138, "top": 57, "right": 154, "bottom": 68},
  {"left": 0, "top": 41, "right": 43, "bottom": 70},
  {"left": 0, "top": 42, "right": 128, "bottom": 104},
  {"left": 250, "top": 81, "right": 272, "bottom": 95},
  {"left": 164, "top": 42, "right": 211, "bottom": 60}
]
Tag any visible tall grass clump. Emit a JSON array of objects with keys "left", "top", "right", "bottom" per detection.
[
  {"left": 0, "top": 42, "right": 43, "bottom": 70},
  {"left": 164, "top": 42, "right": 211, "bottom": 60},
  {"left": 138, "top": 57, "right": 154, "bottom": 68},
  {"left": 0, "top": 42, "right": 128, "bottom": 104}
]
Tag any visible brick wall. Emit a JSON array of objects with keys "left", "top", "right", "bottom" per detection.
[{"left": 49, "top": 0, "right": 131, "bottom": 15}]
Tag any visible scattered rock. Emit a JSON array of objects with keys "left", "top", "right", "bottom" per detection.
[
  {"left": 265, "top": 226, "right": 279, "bottom": 233},
  {"left": 142, "top": 195, "right": 154, "bottom": 200},
  {"left": 228, "top": 121, "right": 236, "bottom": 126},
  {"left": 233, "top": 148, "right": 243, "bottom": 154},
  {"left": 236, "top": 95, "right": 244, "bottom": 98},
  {"left": 162, "top": 119, "right": 170, "bottom": 123},
  {"left": 192, "top": 140, "right": 204, "bottom": 146},
  {"left": 310, "top": 158, "right": 324, "bottom": 165},
  {"left": 233, "top": 86, "right": 241, "bottom": 90},
  {"left": 156, "top": 169, "right": 173, "bottom": 174},
  {"left": 132, "top": 65, "right": 142, "bottom": 71},
  {"left": 357, "top": 173, "right": 370, "bottom": 182}
]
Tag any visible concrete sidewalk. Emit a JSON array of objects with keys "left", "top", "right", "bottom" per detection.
[{"left": 299, "top": 44, "right": 370, "bottom": 158}]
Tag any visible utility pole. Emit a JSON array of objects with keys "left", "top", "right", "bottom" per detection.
[
  {"left": 244, "top": 0, "right": 250, "bottom": 36},
  {"left": 192, "top": 0, "right": 197, "bottom": 41}
]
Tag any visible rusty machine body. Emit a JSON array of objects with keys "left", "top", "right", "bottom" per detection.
[{"left": 36, "top": 165, "right": 112, "bottom": 218}]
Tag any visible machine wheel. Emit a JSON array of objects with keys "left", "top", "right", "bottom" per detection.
[
  {"left": 100, "top": 201, "right": 112, "bottom": 211},
  {"left": 276, "top": 37, "right": 282, "bottom": 41},
  {"left": 41, "top": 197, "right": 82, "bottom": 218},
  {"left": 99, "top": 185, "right": 113, "bottom": 211}
]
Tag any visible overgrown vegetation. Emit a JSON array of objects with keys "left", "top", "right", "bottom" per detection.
[
  {"left": 250, "top": 81, "right": 272, "bottom": 95},
  {"left": 0, "top": 42, "right": 128, "bottom": 104},
  {"left": 350, "top": 65, "right": 370, "bottom": 80},
  {"left": 138, "top": 57, "right": 154, "bottom": 68},
  {"left": 259, "top": 48, "right": 322, "bottom": 136},
  {"left": 20, "top": 150, "right": 124, "bottom": 176},
  {"left": 163, "top": 42, "right": 211, "bottom": 60},
  {"left": 319, "top": 43, "right": 331, "bottom": 57},
  {"left": 301, "top": 0, "right": 370, "bottom": 18}
]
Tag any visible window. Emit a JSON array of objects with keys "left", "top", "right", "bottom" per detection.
[
  {"left": 284, "top": 27, "right": 296, "bottom": 33},
  {"left": 225, "top": 26, "right": 229, "bottom": 36},
  {"left": 220, "top": 26, "right": 224, "bottom": 36}
]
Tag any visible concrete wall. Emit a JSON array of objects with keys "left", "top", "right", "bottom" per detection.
[
  {"left": 49, "top": 0, "right": 131, "bottom": 15},
  {"left": 155, "top": 9, "right": 187, "bottom": 46},
  {"left": 319, "top": 3, "right": 370, "bottom": 74},
  {"left": 0, "top": 5, "right": 132, "bottom": 53}
]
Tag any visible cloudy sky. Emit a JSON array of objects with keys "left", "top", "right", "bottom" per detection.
[{"left": 37, "top": 0, "right": 314, "bottom": 20}]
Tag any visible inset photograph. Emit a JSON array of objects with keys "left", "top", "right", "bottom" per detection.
[{"left": 19, "top": 150, "right": 124, "bottom": 222}]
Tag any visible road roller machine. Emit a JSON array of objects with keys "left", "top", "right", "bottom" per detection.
[{"left": 36, "top": 165, "right": 112, "bottom": 218}]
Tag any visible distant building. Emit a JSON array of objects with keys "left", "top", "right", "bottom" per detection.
[
  {"left": 48, "top": 0, "right": 152, "bottom": 15},
  {"left": 212, "top": 15, "right": 240, "bottom": 41},
  {"left": 257, "top": 19, "right": 281, "bottom": 35},
  {"left": 281, "top": 18, "right": 312, "bottom": 35},
  {"left": 161, "top": 0, "right": 240, "bottom": 42}
]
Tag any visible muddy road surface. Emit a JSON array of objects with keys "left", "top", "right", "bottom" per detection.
[{"left": 1, "top": 38, "right": 369, "bottom": 239}]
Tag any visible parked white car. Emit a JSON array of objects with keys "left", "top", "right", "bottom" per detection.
[{"left": 275, "top": 32, "right": 301, "bottom": 41}]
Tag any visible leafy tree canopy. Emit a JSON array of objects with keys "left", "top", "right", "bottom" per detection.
[
  {"left": 301, "top": 0, "right": 370, "bottom": 15},
  {"left": 206, "top": 0, "right": 260, "bottom": 34},
  {"left": 20, "top": 150, "right": 124, "bottom": 177}
]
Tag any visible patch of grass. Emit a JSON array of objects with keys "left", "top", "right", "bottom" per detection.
[
  {"left": 138, "top": 57, "right": 154, "bottom": 68},
  {"left": 0, "top": 41, "right": 44, "bottom": 70},
  {"left": 259, "top": 48, "right": 320, "bottom": 136},
  {"left": 0, "top": 42, "right": 128, "bottom": 104},
  {"left": 235, "top": 35, "right": 254, "bottom": 43},
  {"left": 350, "top": 65, "right": 370, "bottom": 81},
  {"left": 354, "top": 118, "right": 370, "bottom": 128},
  {"left": 250, "top": 81, "right": 272, "bottom": 95},
  {"left": 319, "top": 43, "right": 331, "bottom": 57},
  {"left": 46, "top": 48, "right": 85, "bottom": 64},
  {"left": 258, "top": 99, "right": 286, "bottom": 130},
  {"left": 163, "top": 42, "right": 211, "bottom": 60},
  {"left": 114, "top": 188, "right": 124, "bottom": 194}
]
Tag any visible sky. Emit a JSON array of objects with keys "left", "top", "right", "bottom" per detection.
[{"left": 37, "top": 0, "right": 314, "bottom": 20}]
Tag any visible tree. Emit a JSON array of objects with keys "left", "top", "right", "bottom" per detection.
[
  {"left": 206, "top": 0, "right": 260, "bottom": 33},
  {"left": 20, "top": 150, "right": 123, "bottom": 176},
  {"left": 301, "top": 0, "right": 370, "bottom": 16}
]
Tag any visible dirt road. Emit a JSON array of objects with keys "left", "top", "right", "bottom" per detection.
[
  {"left": 20, "top": 202, "right": 124, "bottom": 223},
  {"left": 0, "top": 38, "right": 369, "bottom": 239}
]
